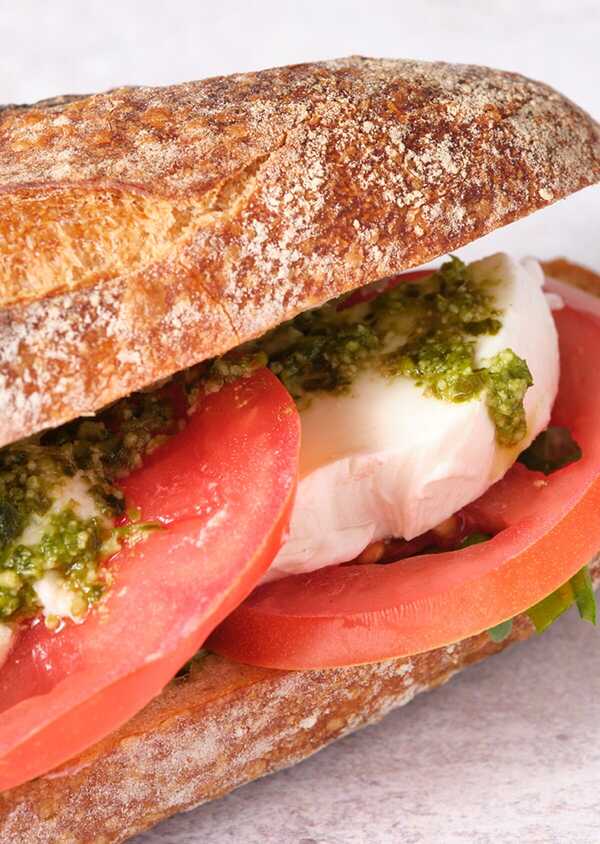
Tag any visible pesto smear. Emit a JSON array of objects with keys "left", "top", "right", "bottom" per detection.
[
  {"left": 0, "top": 257, "right": 533, "bottom": 626},
  {"left": 213, "top": 257, "right": 533, "bottom": 447},
  {"left": 0, "top": 391, "right": 173, "bottom": 626}
]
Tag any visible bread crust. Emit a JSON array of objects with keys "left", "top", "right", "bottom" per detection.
[
  {"left": 1, "top": 57, "right": 599, "bottom": 448},
  {"left": 0, "top": 259, "right": 597, "bottom": 842},
  {"left": 1, "top": 558, "right": 598, "bottom": 844}
]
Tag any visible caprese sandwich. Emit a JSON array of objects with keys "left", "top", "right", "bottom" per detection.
[{"left": 0, "top": 56, "right": 599, "bottom": 843}]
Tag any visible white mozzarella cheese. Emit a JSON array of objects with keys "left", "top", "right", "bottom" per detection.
[
  {"left": 0, "top": 623, "right": 14, "bottom": 670},
  {"left": 20, "top": 473, "right": 102, "bottom": 548},
  {"left": 33, "top": 571, "right": 84, "bottom": 624},
  {"left": 266, "top": 253, "right": 559, "bottom": 581},
  {"left": 22, "top": 473, "right": 103, "bottom": 624}
]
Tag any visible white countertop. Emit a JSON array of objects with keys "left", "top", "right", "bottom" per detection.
[
  {"left": 2, "top": 2, "right": 600, "bottom": 842},
  {"left": 137, "top": 609, "right": 600, "bottom": 844}
]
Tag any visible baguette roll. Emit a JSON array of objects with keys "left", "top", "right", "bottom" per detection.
[
  {"left": 0, "top": 55, "right": 599, "bottom": 842},
  {"left": 1, "top": 557, "right": 597, "bottom": 844},
  {"left": 1, "top": 57, "right": 599, "bottom": 447}
]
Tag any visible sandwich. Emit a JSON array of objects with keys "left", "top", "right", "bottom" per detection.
[{"left": 0, "top": 56, "right": 599, "bottom": 842}]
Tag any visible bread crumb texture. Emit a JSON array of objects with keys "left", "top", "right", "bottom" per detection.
[{"left": 0, "top": 56, "right": 599, "bottom": 447}]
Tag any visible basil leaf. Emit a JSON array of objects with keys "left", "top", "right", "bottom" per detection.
[
  {"left": 175, "top": 648, "right": 210, "bottom": 678},
  {"left": 571, "top": 566, "right": 597, "bottom": 625},
  {"left": 526, "top": 565, "right": 596, "bottom": 633},
  {"left": 458, "top": 532, "right": 492, "bottom": 549},
  {"left": 491, "top": 571, "right": 595, "bottom": 644},
  {"left": 488, "top": 619, "right": 513, "bottom": 642},
  {"left": 527, "top": 581, "right": 574, "bottom": 633},
  {"left": 518, "top": 426, "right": 582, "bottom": 476}
]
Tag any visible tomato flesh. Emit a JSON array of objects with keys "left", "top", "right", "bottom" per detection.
[
  {"left": 208, "top": 306, "right": 600, "bottom": 669},
  {"left": 0, "top": 369, "right": 300, "bottom": 790}
]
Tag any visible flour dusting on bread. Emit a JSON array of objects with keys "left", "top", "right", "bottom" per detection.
[{"left": 0, "top": 57, "right": 598, "bottom": 448}]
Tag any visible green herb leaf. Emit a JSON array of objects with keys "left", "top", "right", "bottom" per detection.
[
  {"left": 527, "top": 581, "right": 574, "bottom": 633},
  {"left": 518, "top": 426, "right": 582, "bottom": 476},
  {"left": 175, "top": 648, "right": 210, "bottom": 678},
  {"left": 571, "top": 566, "right": 597, "bottom": 625},
  {"left": 526, "top": 565, "right": 596, "bottom": 633},
  {"left": 488, "top": 619, "right": 513, "bottom": 642},
  {"left": 114, "top": 520, "right": 163, "bottom": 547},
  {"left": 458, "top": 532, "right": 492, "bottom": 549}
]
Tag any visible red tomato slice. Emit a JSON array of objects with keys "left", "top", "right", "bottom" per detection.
[
  {"left": 208, "top": 306, "right": 600, "bottom": 670},
  {"left": 0, "top": 369, "right": 299, "bottom": 790}
]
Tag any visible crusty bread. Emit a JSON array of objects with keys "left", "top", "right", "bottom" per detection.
[
  {"left": 0, "top": 619, "right": 545, "bottom": 844},
  {"left": 1, "top": 559, "right": 598, "bottom": 844},
  {"left": 1, "top": 52, "right": 599, "bottom": 839},
  {"left": 0, "top": 258, "right": 596, "bottom": 843},
  {"left": 1, "top": 57, "right": 599, "bottom": 448}
]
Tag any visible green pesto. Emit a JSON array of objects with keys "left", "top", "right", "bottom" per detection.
[
  {"left": 199, "top": 350, "right": 269, "bottom": 396},
  {"left": 0, "top": 507, "right": 107, "bottom": 622},
  {"left": 0, "top": 388, "right": 174, "bottom": 624},
  {"left": 43, "top": 388, "right": 175, "bottom": 479},
  {"left": 226, "top": 257, "right": 533, "bottom": 446},
  {"left": 268, "top": 321, "right": 380, "bottom": 399},
  {"left": 0, "top": 257, "right": 535, "bottom": 625},
  {"left": 482, "top": 349, "right": 532, "bottom": 447}
]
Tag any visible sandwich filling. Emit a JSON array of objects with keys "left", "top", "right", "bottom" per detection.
[
  {"left": 0, "top": 253, "right": 559, "bottom": 636},
  {"left": 2, "top": 251, "right": 600, "bottom": 795},
  {"left": 268, "top": 253, "right": 559, "bottom": 579},
  {"left": 0, "top": 390, "right": 173, "bottom": 628}
]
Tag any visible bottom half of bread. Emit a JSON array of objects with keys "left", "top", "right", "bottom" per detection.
[
  {"left": 0, "top": 556, "right": 597, "bottom": 844},
  {"left": 0, "top": 259, "right": 598, "bottom": 844}
]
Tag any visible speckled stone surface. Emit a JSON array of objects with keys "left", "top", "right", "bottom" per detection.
[
  {"left": 136, "top": 611, "right": 600, "bottom": 844},
  {"left": 2, "top": 2, "right": 600, "bottom": 842}
]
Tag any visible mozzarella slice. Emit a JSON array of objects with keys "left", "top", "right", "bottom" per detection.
[
  {"left": 20, "top": 473, "right": 103, "bottom": 547},
  {"left": 33, "top": 571, "right": 85, "bottom": 624},
  {"left": 0, "top": 624, "right": 14, "bottom": 670},
  {"left": 266, "top": 253, "right": 559, "bottom": 581}
]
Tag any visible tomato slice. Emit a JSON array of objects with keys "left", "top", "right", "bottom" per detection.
[
  {"left": 0, "top": 369, "right": 300, "bottom": 790},
  {"left": 208, "top": 305, "right": 600, "bottom": 669}
]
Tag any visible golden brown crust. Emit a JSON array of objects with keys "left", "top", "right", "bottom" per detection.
[
  {"left": 2, "top": 552, "right": 599, "bottom": 844},
  {"left": 1, "top": 57, "right": 599, "bottom": 447},
  {"left": 0, "top": 617, "right": 552, "bottom": 843}
]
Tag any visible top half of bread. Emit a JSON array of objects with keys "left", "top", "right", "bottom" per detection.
[{"left": 1, "top": 56, "right": 599, "bottom": 448}]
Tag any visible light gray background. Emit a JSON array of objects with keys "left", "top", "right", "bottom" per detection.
[{"left": 2, "top": 2, "right": 599, "bottom": 841}]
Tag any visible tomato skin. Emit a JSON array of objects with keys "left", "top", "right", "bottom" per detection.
[
  {"left": 0, "top": 369, "right": 300, "bottom": 790},
  {"left": 208, "top": 306, "right": 600, "bottom": 670}
]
